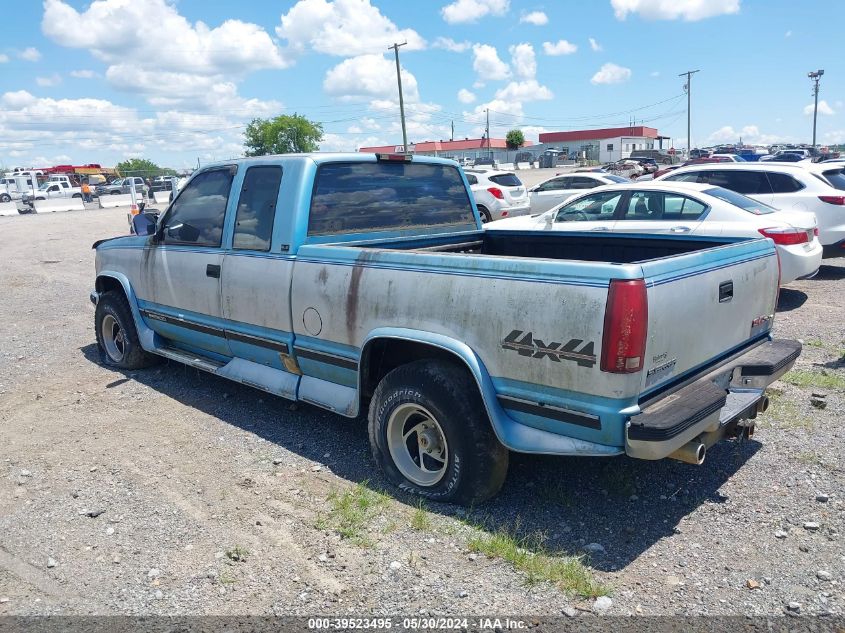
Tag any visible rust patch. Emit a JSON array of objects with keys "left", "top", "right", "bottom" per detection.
[
  {"left": 345, "top": 251, "right": 372, "bottom": 342},
  {"left": 317, "top": 266, "right": 328, "bottom": 286}
]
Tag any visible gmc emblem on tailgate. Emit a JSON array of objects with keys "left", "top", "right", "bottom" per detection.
[{"left": 502, "top": 330, "right": 596, "bottom": 368}]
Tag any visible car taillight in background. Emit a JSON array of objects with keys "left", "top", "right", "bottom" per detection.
[
  {"left": 601, "top": 279, "right": 648, "bottom": 374},
  {"left": 487, "top": 187, "right": 504, "bottom": 199},
  {"left": 757, "top": 227, "right": 810, "bottom": 246},
  {"left": 818, "top": 195, "right": 845, "bottom": 205}
]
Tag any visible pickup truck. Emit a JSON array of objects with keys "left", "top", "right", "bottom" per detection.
[
  {"left": 90, "top": 153, "right": 800, "bottom": 504},
  {"left": 22, "top": 181, "right": 83, "bottom": 205},
  {"left": 95, "top": 177, "right": 148, "bottom": 198}
]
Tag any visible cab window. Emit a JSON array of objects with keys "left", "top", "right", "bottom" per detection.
[
  {"left": 233, "top": 166, "right": 282, "bottom": 252},
  {"left": 162, "top": 168, "right": 235, "bottom": 247}
]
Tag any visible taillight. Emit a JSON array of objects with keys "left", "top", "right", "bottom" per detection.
[
  {"left": 601, "top": 279, "right": 648, "bottom": 374},
  {"left": 819, "top": 195, "right": 845, "bottom": 205},
  {"left": 758, "top": 227, "right": 809, "bottom": 246},
  {"left": 487, "top": 187, "right": 504, "bottom": 199},
  {"left": 814, "top": 227, "right": 819, "bottom": 237}
]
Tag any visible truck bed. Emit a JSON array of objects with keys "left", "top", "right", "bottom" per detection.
[{"left": 355, "top": 229, "right": 734, "bottom": 264}]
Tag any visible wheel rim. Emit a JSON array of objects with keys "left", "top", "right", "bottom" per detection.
[
  {"left": 386, "top": 403, "right": 449, "bottom": 487},
  {"left": 101, "top": 314, "right": 126, "bottom": 362},
  {"left": 479, "top": 209, "right": 491, "bottom": 223}
]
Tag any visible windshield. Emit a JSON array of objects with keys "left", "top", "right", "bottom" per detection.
[
  {"left": 821, "top": 169, "right": 845, "bottom": 191},
  {"left": 703, "top": 187, "right": 775, "bottom": 214}
]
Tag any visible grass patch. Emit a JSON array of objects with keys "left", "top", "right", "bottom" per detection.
[
  {"left": 225, "top": 545, "right": 249, "bottom": 562},
  {"left": 410, "top": 500, "right": 433, "bottom": 531},
  {"left": 805, "top": 339, "right": 824, "bottom": 348},
  {"left": 781, "top": 369, "right": 845, "bottom": 391},
  {"left": 467, "top": 526, "right": 610, "bottom": 598},
  {"left": 218, "top": 568, "right": 237, "bottom": 585},
  {"left": 765, "top": 391, "right": 812, "bottom": 430},
  {"left": 319, "top": 481, "right": 389, "bottom": 546}
]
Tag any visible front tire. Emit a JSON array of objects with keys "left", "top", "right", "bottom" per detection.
[
  {"left": 0, "top": 194, "right": 10, "bottom": 203},
  {"left": 95, "top": 291, "right": 159, "bottom": 369},
  {"left": 368, "top": 360, "right": 509, "bottom": 504}
]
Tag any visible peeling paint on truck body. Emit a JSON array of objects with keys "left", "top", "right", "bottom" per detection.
[{"left": 93, "top": 153, "right": 790, "bottom": 459}]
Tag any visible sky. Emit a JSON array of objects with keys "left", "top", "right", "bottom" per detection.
[{"left": 1, "top": 0, "right": 843, "bottom": 170}]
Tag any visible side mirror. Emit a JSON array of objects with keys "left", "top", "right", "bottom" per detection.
[{"left": 131, "top": 212, "right": 159, "bottom": 237}]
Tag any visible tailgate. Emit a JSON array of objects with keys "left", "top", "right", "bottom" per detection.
[{"left": 638, "top": 238, "right": 779, "bottom": 396}]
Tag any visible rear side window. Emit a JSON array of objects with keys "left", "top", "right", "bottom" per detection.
[
  {"left": 163, "top": 168, "right": 235, "bottom": 246},
  {"left": 821, "top": 169, "right": 845, "bottom": 191},
  {"left": 308, "top": 162, "right": 474, "bottom": 235},
  {"left": 233, "top": 166, "right": 282, "bottom": 251},
  {"left": 703, "top": 187, "right": 775, "bottom": 215},
  {"left": 691, "top": 170, "right": 773, "bottom": 195},
  {"left": 466, "top": 174, "right": 478, "bottom": 185},
  {"left": 488, "top": 173, "right": 522, "bottom": 187},
  {"left": 766, "top": 172, "right": 804, "bottom": 193}
]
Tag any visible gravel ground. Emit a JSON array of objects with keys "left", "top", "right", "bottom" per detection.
[{"left": 0, "top": 208, "right": 842, "bottom": 618}]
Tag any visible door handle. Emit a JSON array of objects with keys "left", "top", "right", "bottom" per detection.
[
  {"left": 206, "top": 264, "right": 221, "bottom": 278},
  {"left": 669, "top": 226, "right": 691, "bottom": 233}
]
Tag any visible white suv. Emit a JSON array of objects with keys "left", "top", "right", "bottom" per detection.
[
  {"left": 657, "top": 163, "right": 845, "bottom": 257},
  {"left": 464, "top": 169, "right": 530, "bottom": 223}
]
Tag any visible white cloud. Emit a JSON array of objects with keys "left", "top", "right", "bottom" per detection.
[
  {"left": 542, "top": 40, "right": 578, "bottom": 56},
  {"left": 442, "top": 0, "right": 509, "bottom": 24},
  {"left": 588, "top": 37, "right": 603, "bottom": 51},
  {"left": 457, "top": 88, "right": 476, "bottom": 104},
  {"left": 472, "top": 44, "right": 510, "bottom": 80},
  {"left": 432, "top": 37, "right": 471, "bottom": 52},
  {"left": 323, "top": 54, "right": 419, "bottom": 101},
  {"left": 520, "top": 11, "right": 548, "bottom": 25},
  {"left": 650, "top": 70, "right": 660, "bottom": 77},
  {"left": 707, "top": 124, "right": 785, "bottom": 145},
  {"left": 784, "top": 30, "right": 792, "bottom": 37},
  {"left": 611, "top": 0, "right": 740, "bottom": 21},
  {"left": 36, "top": 74, "right": 62, "bottom": 87},
  {"left": 591, "top": 62, "right": 631, "bottom": 84},
  {"left": 804, "top": 100, "right": 835, "bottom": 116},
  {"left": 0, "top": 54, "right": 9, "bottom": 63},
  {"left": 42, "top": 0, "right": 286, "bottom": 112},
  {"left": 495, "top": 79, "right": 553, "bottom": 102},
  {"left": 472, "top": 80, "right": 486, "bottom": 89},
  {"left": 19, "top": 47, "right": 41, "bottom": 62},
  {"left": 70, "top": 70, "right": 97, "bottom": 79},
  {"left": 509, "top": 43, "right": 536, "bottom": 79},
  {"left": 277, "top": 0, "right": 425, "bottom": 56}
]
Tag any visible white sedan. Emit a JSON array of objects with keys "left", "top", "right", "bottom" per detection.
[
  {"left": 527, "top": 172, "right": 629, "bottom": 213},
  {"left": 487, "top": 181, "right": 822, "bottom": 284}
]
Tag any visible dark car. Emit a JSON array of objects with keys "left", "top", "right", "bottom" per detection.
[{"left": 760, "top": 152, "right": 805, "bottom": 163}]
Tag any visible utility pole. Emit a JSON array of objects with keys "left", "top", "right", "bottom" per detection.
[
  {"left": 679, "top": 69, "right": 700, "bottom": 159},
  {"left": 485, "top": 108, "right": 491, "bottom": 159},
  {"left": 451, "top": 120, "right": 454, "bottom": 142},
  {"left": 808, "top": 69, "right": 824, "bottom": 152},
  {"left": 388, "top": 42, "right": 408, "bottom": 153}
]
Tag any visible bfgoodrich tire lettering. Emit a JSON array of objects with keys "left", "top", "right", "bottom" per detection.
[
  {"left": 94, "top": 291, "right": 159, "bottom": 370},
  {"left": 368, "top": 359, "right": 509, "bottom": 504}
]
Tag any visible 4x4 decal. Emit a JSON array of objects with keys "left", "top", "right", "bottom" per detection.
[{"left": 502, "top": 330, "right": 596, "bottom": 368}]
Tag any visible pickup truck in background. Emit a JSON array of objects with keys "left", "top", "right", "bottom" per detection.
[
  {"left": 90, "top": 154, "right": 800, "bottom": 504},
  {"left": 95, "top": 177, "right": 149, "bottom": 198},
  {"left": 22, "top": 180, "right": 83, "bottom": 206}
]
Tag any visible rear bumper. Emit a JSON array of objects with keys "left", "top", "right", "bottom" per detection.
[{"left": 625, "top": 339, "right": 801, "bottom": 461}]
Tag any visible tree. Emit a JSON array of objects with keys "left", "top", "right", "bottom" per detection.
[
  {"left": 244, "top": 113, "right": 324, "bottom": 156},
  {"left": 116, "top": 158, "right": 175, "bottom": 177},
  {"left": 505, "top": 129, "right": 525, "bottom": 150}
]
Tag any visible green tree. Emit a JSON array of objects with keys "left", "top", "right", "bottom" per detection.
[
  {"left": 244, "top": 113, "right": 324, "bottom": 156},
  {"left": 116, "top": 158, "right": 175, "bottom": 177},
  {"left": 505, "top": 129, "right": 525, "bottom": 150}
]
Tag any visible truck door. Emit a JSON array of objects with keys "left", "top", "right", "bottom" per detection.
[
  {"left": 219, "top": 165, "right": 296, "bottom": 392},
  {"left": 134, "top": 166, "right": 236, "bottom": 357}
]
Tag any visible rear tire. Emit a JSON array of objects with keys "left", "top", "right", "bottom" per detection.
[
  {"left": 477, "top": 206, "right": 492, "bottom": 223},
  {"left": 95, "top": 291, "right": 159, "bottom": 370},
  {"left": 368, "top": 360, "right": 509, "bottom": 504}
]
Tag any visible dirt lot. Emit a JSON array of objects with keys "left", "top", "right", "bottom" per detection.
[{"left": 0, "top": 208, "right": 843, "bottom": 618}]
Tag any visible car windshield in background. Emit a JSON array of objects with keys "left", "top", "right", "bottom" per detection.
[
  {"left": 308, "top": 161, "right": 475, "bottom": 235},
  {"left": 703, "top": 187, "right": 775, "bottom": 214},
  {"left": 606, "top": 175, "right": 629, "bottom": 183},
  {"left": 488, "top": 173, "right": 522, "bottom": 187},
  {"left": 821, "top": 169, "right": 845, "bottom": 191}
]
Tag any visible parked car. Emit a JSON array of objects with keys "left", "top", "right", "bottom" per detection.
[
  {"left": 488, "top": 182, "right": 821, "bottom": 283},
  {"left": 95, "top": 177, "right": 149, "bottom": 197},
  {"left": 607, "top": 159, "right": 645, "bottom": 177},
  {"left": 473, "top": 157, "right": 498, "bottom": 169},
  {"left": 629, "top": 157, "right": 659, "bottom": 173},
  {"left": 91, "top": 153, "right": 798, "bottom": 503},
  {"left": 652, "top": 164, "right": 683, "bottom": 179},
  {"left": 22, "top": 180, "right": 83, "bottom": 205},
  {"left": 759, "top": 153, "right": 804, "bottom": 163},
  {"left": 630, "top": 149, "right": 678, "bottom": 164},
  {"left": 464, "top": 169, "right": 529, "bottom": 223},
  {"left": 656, "top": 162, "right": 845, "bottom": 257},
  {"left": 710, "top": 154, "right": 747, "bottom": 162},
  {"left": 528, "top": 172, "right": 629, "bottom": 213}
]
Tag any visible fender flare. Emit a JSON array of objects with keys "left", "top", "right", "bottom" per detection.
[
  {"left": 95, "top": 271, "right": 159, "bottom": 352},
  {"left": 359, "top": 327, "right": 621, "bottom": 456}
]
